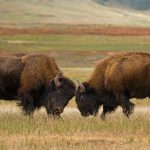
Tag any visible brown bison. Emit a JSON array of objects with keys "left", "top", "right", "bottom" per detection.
[
  {"left": 76, "top": 52, "right": 150, "bottom": 120},
  {"left": 0, "top": 54, "right": 75, "bottom": 117}
]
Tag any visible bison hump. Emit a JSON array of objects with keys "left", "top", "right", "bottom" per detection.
[{"left": 20, "top": 54, "right": 60, "bottom": 92}]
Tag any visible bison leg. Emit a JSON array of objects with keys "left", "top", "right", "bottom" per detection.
[
  {"left": 47, "top": 112, "right": 63, "bottom": 120},
  {"left": 116, "top": 94, "right": 135, "bottom": 118},
  {"left": 46, "top": 109, "right": 62, "bottom": 120},
  {"left": 100, "top": 105, "right": 118, "bottom": 120},
  {"left": 18, "top": 93, "right": 35, "bottom": 116}
]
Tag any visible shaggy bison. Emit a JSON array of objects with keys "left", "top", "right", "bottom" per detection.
[
  {"left": 0, "top": 54, "right": 75, "bottom": 117},
  {"left": 76, "top": 52, "right": 150, "bottom": 119}
]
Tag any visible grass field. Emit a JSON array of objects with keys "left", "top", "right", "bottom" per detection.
[
  {"left": 0, "top": 33, "right": 149, "bottom": 68},
  {"left": 0, "top": 104, "right": 150, "bottom": 150},
  {"left": 0, "top": 68, "right": 150, "bottom": 150},
  {"left": 0, "top": 24, "right": 150, "bottom": 149},
  {"left": 0, "top": 34, "right": 150, "bottom": 52},
  {"left": 0, "top": 1, "right": 150, "bottom": 149}
]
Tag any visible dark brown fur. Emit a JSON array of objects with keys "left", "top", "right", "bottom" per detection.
[
  {"left": 0, "top": 54, "right": 76, "bottom": 117},
  {"left": 76, "top": 52, "right": 150, "bottom": 119},
  {"left": 19, "top": 54, "right": 59, "bottom": 97}
]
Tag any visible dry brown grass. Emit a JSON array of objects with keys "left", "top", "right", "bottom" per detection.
[
  {"left": 0, "top": 105, "right": 150, "bottom": 150},
  {"left": 1, "top": 133, "right": 150, "bottom": 150}
]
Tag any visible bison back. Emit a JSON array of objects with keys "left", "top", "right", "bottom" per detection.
[
  {"left": 104, "top": 52, "right": 150, "bottom": 98},
  {"left": 19, "top": 54, "right": 60, "bottom": 93}
]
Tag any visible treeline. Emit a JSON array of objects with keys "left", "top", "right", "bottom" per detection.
[{"left": 95, "top": 0, "right": 150, "bottom": 10}]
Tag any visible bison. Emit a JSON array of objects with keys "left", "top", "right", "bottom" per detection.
[
  {"left": 76, "top": 52, "right": 150, "bottom": 120},
  {"left": 0, "top": 54, "right": 76, "bottom": 117}
]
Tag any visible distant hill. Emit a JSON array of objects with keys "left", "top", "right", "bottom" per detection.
[
  {"left": 95, "top": 0, "right": 150, "bottom": 10},
  {"left": 0, "top": 0, "right": 150, "bottom": 28}
]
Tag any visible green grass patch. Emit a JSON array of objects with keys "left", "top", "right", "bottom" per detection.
[{"left": 0, "top": 34, "right": 150, "bottom": 52}]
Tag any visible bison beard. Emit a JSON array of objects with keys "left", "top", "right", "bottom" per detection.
[
  {"left": 76, "top": 52, "right": 150, "bottom": 120},
  {"left": 0, "top": 54, "right": 76, "bottom": 118}
]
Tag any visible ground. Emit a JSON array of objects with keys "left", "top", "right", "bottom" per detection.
[
  {"left": 0, "top": 25, "right": 150, "bottom": 150},
  {"left": 0, "top": 101, "right": 150, "bottom": 150}
]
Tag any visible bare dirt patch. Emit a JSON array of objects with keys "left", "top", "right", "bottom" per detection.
[{"left": 0, "top": 25, "right": 150, "bottom": 35}]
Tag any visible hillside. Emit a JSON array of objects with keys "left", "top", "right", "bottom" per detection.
[
  {"left": 95, "top": 0, "right": 150, "bottom": 10},
  {"left": 0, "top": 0, "right": 150, "bottom": 28}
]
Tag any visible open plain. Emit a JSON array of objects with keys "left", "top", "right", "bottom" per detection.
[
  {"left": 0, "top": 1, "right": 150, "bottom": 149},
  {"left": 0, "top": 67, "right": 150, "bottom": 150}
]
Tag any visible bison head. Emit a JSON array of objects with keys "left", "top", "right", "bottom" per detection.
[
  {"left": 44, "top": 73, "right": 76, "bottom": 118},
  {"left": 75, "top": 81, "right": 100, "bottom": 117}
]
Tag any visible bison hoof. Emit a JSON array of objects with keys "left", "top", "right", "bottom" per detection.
[
  {"left": 130, "top": 103, "right": 135, "bottom": 113},
  {"left": 23, "top": 111, "right": 34, "bottom": 118},
  {"left": 123, "top": 103, "right": 135, "bottom": 118},
  {"left": 54, "top": 115, "right": 62, "bottom": 120},
  {"left": 100, "top": 114, "right": 105, "bottom": 121},
  {"left": 48, "top": 114, "right": 63, "bottom": 120}
]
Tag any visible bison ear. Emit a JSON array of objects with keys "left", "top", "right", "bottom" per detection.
[{"left": 83, "top": 82, "right": 95, "bottom": 93}]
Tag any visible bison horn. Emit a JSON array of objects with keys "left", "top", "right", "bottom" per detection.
[
  {"left": 77, "top": 80, "right": 86, "bottom": 93},
  {"left": 54, "top": 74, "right": 61, "bottom": 87},
  {"left": 54, "top": 71, "right": 63, "bottom": 87}
]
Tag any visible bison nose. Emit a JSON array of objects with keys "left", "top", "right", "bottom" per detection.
[
  {"left": 56, "top": 107, "right": 63, "bottom": 113},
  {"left": 81, "top": 112, "right": 89, "bottom": 117}
]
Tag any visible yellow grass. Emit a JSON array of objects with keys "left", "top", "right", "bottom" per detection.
[
  {"left": 0, "top": 106, "right": 150, "bottom": 150},
  {"left": 0, "top": 68, "right": 150, "bottom": 149}
]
